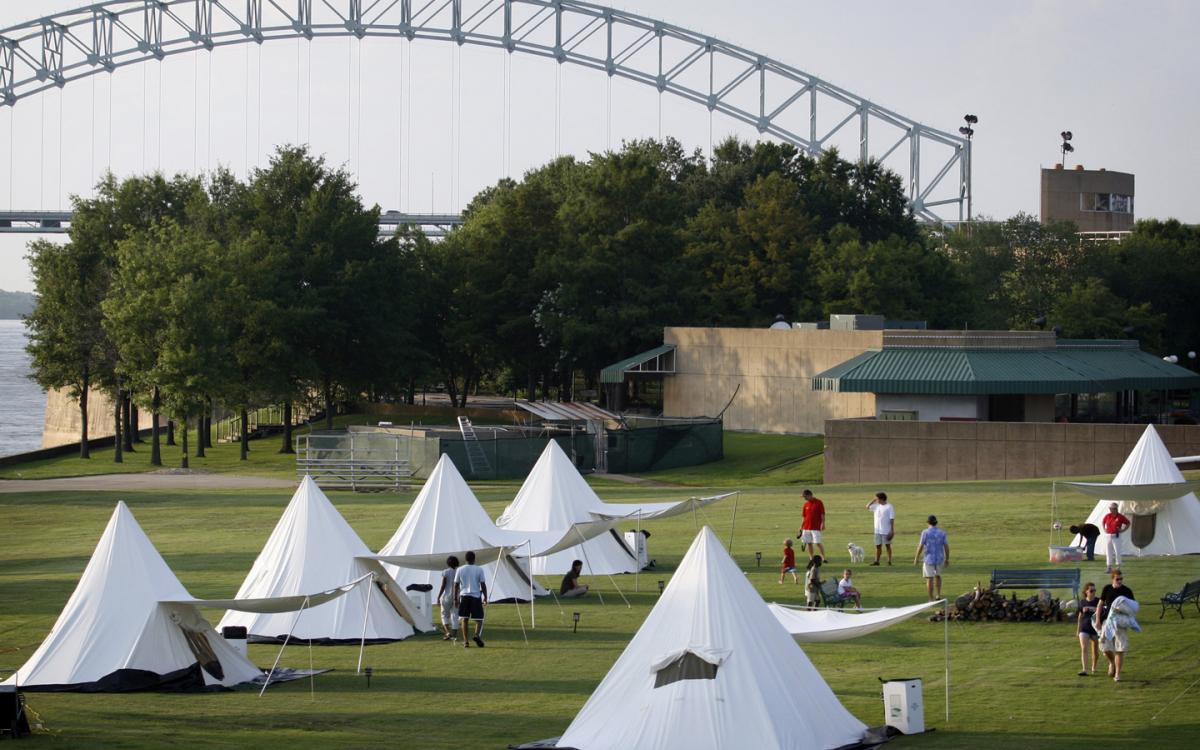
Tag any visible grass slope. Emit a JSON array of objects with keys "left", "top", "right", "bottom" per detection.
[{"left": 2, "top": 474, "right": 1198, "bottom": 748}]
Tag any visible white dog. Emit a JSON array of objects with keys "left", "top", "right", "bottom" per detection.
[{"left": 847, "top": 542, "right": 865, "bottom": 563}]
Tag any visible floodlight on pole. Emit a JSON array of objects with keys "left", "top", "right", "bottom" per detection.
[
  {"left": 1060, "top": 130, "right": 1074, "bottom": 167},
  {"left": 960, "top": 114, "right": 978, "bottom": 221}
]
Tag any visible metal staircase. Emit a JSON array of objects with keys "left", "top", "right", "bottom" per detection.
[{"left": 457, "top": 417, "right": 491, "bottom": 476}]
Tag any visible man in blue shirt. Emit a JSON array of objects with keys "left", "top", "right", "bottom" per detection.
[{"left": 913, "top": 515, "right": 950, "bottom": 601}]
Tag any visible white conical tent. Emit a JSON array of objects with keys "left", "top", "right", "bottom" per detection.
[
  {"left": 1069, "top": 425, "right": 1200, "bottom": 556},
  {"left": 218, "top": 476, "right": 430, "bottom": 642},
  {"left": 497, "top": 440, "right": 641, "bottom": 576},
  {"left": 3, "top": 502, "right": 262, "bottom": 691},
  {"left": 377, "top": 454, "right": 548, "bottom": 602},
  {"left": 555, "top": 527, "right": 867, "bottom": 750}
]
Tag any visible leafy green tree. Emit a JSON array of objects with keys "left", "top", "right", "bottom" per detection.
[
  {"left": 24, "top": 239, "right": 109, "bottom": 458},
  {"left": 1050, "top": 277, "right": 1163, "bottom": 348}
]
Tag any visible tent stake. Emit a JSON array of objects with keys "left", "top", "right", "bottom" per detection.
[{"left": 260, "top": 595, "right": 309, "bottom": 697}]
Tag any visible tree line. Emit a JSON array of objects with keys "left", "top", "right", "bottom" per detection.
[{"left": 25, "top": 140, "right": 1199, "bottom": 465}]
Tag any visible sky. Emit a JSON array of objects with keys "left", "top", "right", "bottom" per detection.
[{"left": 2, "top": 1, "right": 1198, "bottom": 293}]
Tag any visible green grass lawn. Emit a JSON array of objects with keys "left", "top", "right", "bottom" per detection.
[
  {"left": 627, "top": 431, "right": 824, "bottom": 487},
  {"left": 2, "top": 473, "right": 1199, "bottom": 748}
]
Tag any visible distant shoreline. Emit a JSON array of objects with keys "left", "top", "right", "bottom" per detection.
[{"left": 0, "top": 290, "right": 35, "bottom": 319}]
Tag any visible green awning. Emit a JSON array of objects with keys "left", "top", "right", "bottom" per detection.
[
  {"left": 812, "top": 346, "right": 1200, "bottom": 395},
  {"left": 601, "top": 345, "right": 676, "bottom": 384}
]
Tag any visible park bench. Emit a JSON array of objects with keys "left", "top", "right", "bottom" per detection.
[
  {"left": 990, "top": 568, "right": 1080, "bottom": 600},
  {"left": 819, "top": 580, "right": 853, "bottom": 609},
  {"left": 1160, "top": 579, "right": 1200, "bottom": 619}
]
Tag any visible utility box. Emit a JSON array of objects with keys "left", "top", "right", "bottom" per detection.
[
  {"left": 624, "top": 531, "right": 650, "bottom": 569},
  {"left": 882, "top": 678, "right": 924, "bottom": 734}
]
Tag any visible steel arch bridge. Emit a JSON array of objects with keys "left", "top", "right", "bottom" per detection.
[{"left": 0, "top": 0, "right": 971, "bottom": 222}]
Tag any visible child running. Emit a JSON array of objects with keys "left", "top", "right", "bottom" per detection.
[
  {"left": 779, "top": 539, "right": 799, "bottom": 584},
  {"left": 837, "top": 568, "right": 862, "bottom": 609}
]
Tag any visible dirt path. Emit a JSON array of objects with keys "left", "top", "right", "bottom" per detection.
[{"left": 0, "top": 471, "right": 295, "bottom": 493}]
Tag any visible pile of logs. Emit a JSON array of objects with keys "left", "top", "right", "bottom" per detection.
[{"left": 928, "top": 584, "right": 1067, "bottom": 623}]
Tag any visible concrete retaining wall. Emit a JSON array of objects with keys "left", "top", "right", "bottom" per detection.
[{"left": 824, "top": 419, "right": 1200, "bottom": 484}]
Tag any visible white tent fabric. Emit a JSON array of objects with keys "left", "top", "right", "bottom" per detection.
[
  {"left": 1069, "top": 425, "right": 1200, "bottom": 555},
  {"left": 767, "top": 601, "right": 944, "bottom": 643},
  {"left": 1060, "top": 481, "right": 1200, "bottom": 503},
  {"left": 218, "top": 476, "right": 431, "bottom": 642},
  {"left": 497, "top": 441, "right": 734, "bottom": 576},
  {"left": 3, "top": 502, "right": 262, "bottom": 691},
  {"left": 167, "top": 574, "right": 373, "bottom": 613},
  {"left": 555, "top": 527, "right": 867, "bottom": 750},
  {"left": 376, "top": 455, "right": 549, "bottom": 602}
]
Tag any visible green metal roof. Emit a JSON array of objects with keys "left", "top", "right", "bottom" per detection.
[
  {"left": 812, "top": 346, "right": 1200, "bottom": 395},
  {"left": 601, "top": 345, "right": 676, "bottom": 384}
]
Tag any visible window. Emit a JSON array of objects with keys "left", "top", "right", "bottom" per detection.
[
  {"left": 1081, "top": 193, "right": 1133, "bottom": 214},
  {"left": 653, "top": 650, "right": 720, "bottom": 687}
]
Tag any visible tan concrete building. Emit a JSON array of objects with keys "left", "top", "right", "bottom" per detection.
[{"left": 1040, "top": 165, "right": 1135, "bottom": 232}]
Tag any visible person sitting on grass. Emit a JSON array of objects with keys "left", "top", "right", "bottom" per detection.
[
  {"left": 805, "top": 555, "right": 824, "bottom": 609},
  {"left": 779, "top": 539, "right": 799, "bottom": 584},
  {"left": 837, "top": 569, "right": 862, "bottom": 609},
  {"left": 560, "top": 559, "right": 589, "bottom": 598}
]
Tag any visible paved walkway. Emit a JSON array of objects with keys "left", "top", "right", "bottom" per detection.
[{"left": 0, "top": 471, "right": 295, "bottom": 493}]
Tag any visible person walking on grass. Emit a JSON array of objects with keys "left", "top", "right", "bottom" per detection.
[
  {"left": 913, "top": 515, "right": 949, "bottom": 601},
  {"left": 1076, "top": 581, "right": 1100, "bottom": 676},
  {"left": 1098, "top": 569, "right": 1136, "bottom": 682},
  {"left": 779, "top": 539, "right": 799, "bottom": 584},
  {"left": 866, "top": 491, "right": 895, "bottom": 566},
  {"left": 454, "top": 550, "right": 488, "bottom": 648},
  {"left": 436, "top": 555, "right": 461, "bottom": 641},
  {"left": 798, "top": 489, "right": 827, "bottom": 561},
  {"left": 1101, "top": 503, "right": 1131, "bottom": 572}
]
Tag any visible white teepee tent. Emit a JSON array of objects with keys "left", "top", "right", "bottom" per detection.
[
  {"left": 218, "top": 476, "right": 430, "bottom": 642},
  {"left": 1069, "top": 425, "right": 1200, "bottom": 556},
  {"left": 3, "top": 502, "right": 262, "bottom": 691},
  {"left": 497, "top": 440, "right": 641, "bottom": 576},
  {"left": 378, "top": 454, "right": 548, "bottom": 602},
  {"left": 554, "top": 527, "right": 867, "bottom": 750}
]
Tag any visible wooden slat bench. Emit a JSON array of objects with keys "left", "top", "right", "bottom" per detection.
[
  {"left": 1160, "top": 579, "right": 1200, "bottom": 619},
  {"left": 990, "top": 568, "right": 1080, "bottom": 600}
]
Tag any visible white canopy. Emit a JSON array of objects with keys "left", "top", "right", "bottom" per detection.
[
  {"left": 555, "top": 527, "right": 867, "bottom": 750},
  {"left": 166, "top": 574, "right": 372, "bottom": 613},
  {"left": 218, "top": 476, "right": 431, "bottom": 642},
  {"left": 497, "top": 441, "right": 734, "bottom": 576},
  {"left": 4, "top": 502, "right": 263, "bottom": 692},
  {"left": 767, "top": 601, "right": 944, "bottom": 643},
  {"left": 375, "top": 454, "right": 549, "bottom": 602},
  {"left": 1068, "top": 425, "right": 1200, "bottom": 556}
]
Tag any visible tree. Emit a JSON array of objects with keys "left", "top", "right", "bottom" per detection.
[
  {"left": 1050, "top": 277, "right": 1163, "bottom": 347},
  {"left": 24, "top": 239, "right": 109, "bottom": 458}
]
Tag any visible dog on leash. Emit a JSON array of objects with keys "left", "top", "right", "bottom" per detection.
[{"left": 847, "top": 542, "right": 865, "bottom": 563}]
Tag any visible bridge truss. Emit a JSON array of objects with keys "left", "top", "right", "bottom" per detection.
[{"left": 0, "top": 1, "right": 971, "bottom": 222}]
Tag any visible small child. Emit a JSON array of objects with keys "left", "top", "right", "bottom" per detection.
[
  {"left": 837, "top": 569, "right": 862, "bottom": 609},
  {"left": 805, "top": 555, "right": 824, "bottom": 609},
  {"left": 436, "top": 555, "right": 461, "bottom": 641},
  {"left": 779, "top": 539, "right": 799, "bottom": 584}
]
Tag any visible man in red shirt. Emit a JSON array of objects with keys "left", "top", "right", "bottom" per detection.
[
  {"left": 797, "top": 489, "right": 827, "bottom": 561},
  {"left": 1101, "top": 502, "right": 1131, "bottom": 572}
]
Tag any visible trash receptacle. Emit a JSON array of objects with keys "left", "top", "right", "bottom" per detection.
[
  {"left": 405, "top": 583, "right": 433, "bottom": 621},
  {"left": 222, "top": 625, "right": 248, "bottom": 658},
  {"left": 881, "top": 677, "right": 923, "bottom": 734}
]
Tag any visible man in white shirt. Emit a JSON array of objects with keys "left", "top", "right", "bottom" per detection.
[
  {"left": 866, "top": 491, "right": 895, "bottom": 566},
  {"left": 454, "top": 550, "right": 489, "bottom": 648}
]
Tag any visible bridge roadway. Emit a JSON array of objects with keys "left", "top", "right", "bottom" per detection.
[{"left": 0, "top": 210, "right": 463, "bottom": 239}]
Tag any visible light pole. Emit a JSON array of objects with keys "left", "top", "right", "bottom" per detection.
[
  {"left": 1060, "top": 131, "right": 1074, "bottom": 167},
  {"left": 958, "top": 115, "right": 977, "bottom": 222}
]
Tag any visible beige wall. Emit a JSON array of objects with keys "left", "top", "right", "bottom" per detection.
[
  {"left": 824, "top": 419, "right": 1200, "bottom": 484},
  {"left": 42, "top": 387, "right": 119, "bottom": 448},
  {"left": 662, "top": 327, "right": 880, "bottom": 434}
]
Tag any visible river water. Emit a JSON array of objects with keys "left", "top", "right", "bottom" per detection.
[{"left": 0, "top": 319, "right": 46, "bottom": 457}]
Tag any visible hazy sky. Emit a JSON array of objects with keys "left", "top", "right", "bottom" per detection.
[{"left": 2, "top": 1, "right": 1197, "bottom": 292}]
